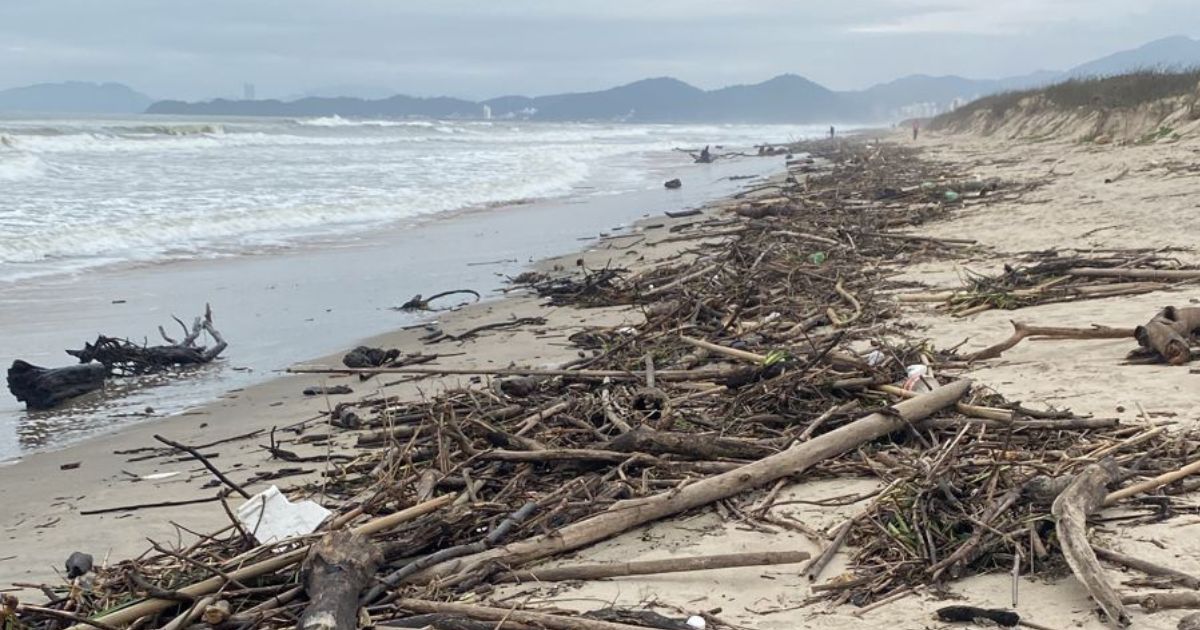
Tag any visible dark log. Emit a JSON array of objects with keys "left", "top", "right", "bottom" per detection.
[
  {"left": 6, "top": 360, "right": 106, "bottom": 409},
  {"left": 935, "top": 606, "right": 1019, "bottom": 626},
  {"left": 298, "top": 530, "right": 380, "bottom": 630}
]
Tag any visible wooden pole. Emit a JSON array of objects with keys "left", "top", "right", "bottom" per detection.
[{"left": 497, "top": 550, "right": 810, "bottom": 582}]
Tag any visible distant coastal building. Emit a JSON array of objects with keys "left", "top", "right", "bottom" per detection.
[
  {"left": 243, "top": 83, "right": 256, "bottom": 100},
  {"left": 482, "top": 104, "right": 492, "bottom": 120}
]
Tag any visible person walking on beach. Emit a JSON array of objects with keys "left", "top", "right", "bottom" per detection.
[
  {"left": 829, "top": 125, "right": 835, "bottom": 139},
  {"left": 912, "top": 119, "right": 920, "bottom": 141}
]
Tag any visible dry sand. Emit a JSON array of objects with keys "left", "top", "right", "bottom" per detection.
[{"left": 5, "top": 128, "right": 1200, "bottom": 629}]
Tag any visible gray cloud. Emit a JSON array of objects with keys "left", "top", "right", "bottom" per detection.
[{"left": 0, "top": 1, "right": 1196, "bottom": 100}]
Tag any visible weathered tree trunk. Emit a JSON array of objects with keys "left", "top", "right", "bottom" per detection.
[
  {"left": 1052, "top": 458, "right": 1128, "bottom": 627},
  {"left": 298, "top": 531, "right": 381, "bottom": 630},
  {"left": 6, "top": 360, "right": 106, "bottom": 410},
  {"left": 8, "top": 308, "right": 228, "bottom": 410},
  {"left": 1135, "top": 306, "right": 1200, "bottom": 365}
]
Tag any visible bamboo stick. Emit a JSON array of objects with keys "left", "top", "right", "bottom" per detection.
[{"left": 497, "top": 550, "right": 810, "bottom": 582}]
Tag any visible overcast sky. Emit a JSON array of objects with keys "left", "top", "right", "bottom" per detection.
[{"left": 1, "top": 1, "right": 1197, "bottom": 100}]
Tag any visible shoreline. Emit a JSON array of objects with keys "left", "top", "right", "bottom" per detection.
[
  {"left": 0, "top": 148, "right": 786, "bottom": 461},
  {"left": 9, "top": 126, "right": 1200, "bottom": 629},
  {"left": 0, "top": 151, "right": 790, "bottom": 587}
]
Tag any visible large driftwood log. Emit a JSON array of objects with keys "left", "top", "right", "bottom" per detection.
[
  {"left": 1052, "top": 458, "right": 1128, "bottom": 627},
  {"left": 7, "top": 307, "right": 227, "bottom": 410},
  {"left": 298, "top": 531, "right": 381, "bottom": 630},
  {"left": 6, "top": 360, "right": 107, "bottom": 409},
  {"left": 1134, "top": 306, "right": 1200, "bottom": 365},
  {"left": 413, "top": 380, "right": 970, "bottom": 585},
  {"left": 73, "top": 309, "right": 226, "bottom": 376}
]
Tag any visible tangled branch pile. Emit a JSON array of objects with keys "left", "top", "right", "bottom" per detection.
[{"left": 13, "top": 140, "right": 1200, "bottom": 630}]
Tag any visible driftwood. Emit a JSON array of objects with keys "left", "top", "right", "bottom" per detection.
[
  {"left": 398, "top": 289, "right": 481, "bottom": 312},
  {"left": 413, "top": 381, "right": 970, "bottom": 584},
  {"left": 606, "top": 427, "right": 774, "bottom": 460},
  {"left": 69, "top": 495, "right": 454, "bottom": 630},
  {"left": 964, "top": 320, "right": 1134, "bottom": 362},
  {"left": 1069, "top": 267, "right": 1200, "bottom": 280},
  {"left": 1134, "top": 307, "right": 1200, "bottom": 365},
  {"left": 498, "top": 550, "right": 809, "bottom": 583},
  {"left": 395, "top": 600, "right": 674, "bottom": 630},
  {"left": 298, "top": 531, "right": 380, "bottom": 630},
  {"left": 1093, "top": 546, "right": 1200, "bottom": 589},
  {"left": 6, "top": 360, "right": 107, "bottom": 409},
  {"left": 1124, "top": 591, "right": 1200, "bottom": 612},
  {"left": 7, "top": 308, "right": 226, "bottom": 409},
  {"left": 1052, "top": 458, "right": 1128, "bottom": 627}
]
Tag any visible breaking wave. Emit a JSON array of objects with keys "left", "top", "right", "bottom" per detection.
[{"left": 295, "top": 115, "right": 435, "bottom": 128}]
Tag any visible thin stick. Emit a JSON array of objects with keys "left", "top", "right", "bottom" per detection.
[
  {"left": 154, "top": 434, "right": 250, "bottom": 499},
  {"left": 1104, "top": 456, "right": 1200, "bottom": 506}
]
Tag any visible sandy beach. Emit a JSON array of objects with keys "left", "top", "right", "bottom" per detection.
[{"left": 6, "top": 118, "right": 1200, "bottom": 630}]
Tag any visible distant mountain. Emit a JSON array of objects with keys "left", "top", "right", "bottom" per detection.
[
  {"left": 153, "top": 75, "right": 855, "bottom": 123},
  {"left": 0, "top": 81, "right": 152, "bottom": 113},
  {"left": 148, "top": 94, "right": 482, "bottom": 118},
  {"left": 848, "top": 71, "right": 1059, "bottom": 119},
  {"left": 137, "top": 34, "right": 1200, "bottom": 123},
  {"left": 1068, "top": 35, "right": 1200, "bottom": 77}
]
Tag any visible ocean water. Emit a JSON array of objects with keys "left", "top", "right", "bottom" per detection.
[
  {"left": 0, "top": 115, "right": 831, "bottom": 459},
  {"left": 0, "top": 115, "right": 827, "bottom": 283}
]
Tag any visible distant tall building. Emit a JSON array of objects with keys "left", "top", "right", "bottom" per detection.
[
  {"left": 482, "top": 104, "right": 492, "bottom": 120},
  {"left": 243, "top": 83, "right": 256, "bottom": 100}
]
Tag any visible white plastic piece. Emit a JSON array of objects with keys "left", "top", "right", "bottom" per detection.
[
  {"left": 686, "top": 616, "right": 706, "bottom": 630},
  {"left": 866, "top": 349, "right": 885, "bottom": 367},
  {"left": 903, "top": 364, "right": 935, "bottom": 393},
  {"left": 236, "top": 485, "right": 331, "bottom": 544}
]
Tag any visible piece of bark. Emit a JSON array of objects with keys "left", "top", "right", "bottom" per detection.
[
  {"left": 413, "top": 380, "right": 970, "bottom": 584},
  {"left": 298, "top": 530, "right": 381, "bottom": 630},
  {"left": 1179, "top": 611, "right": 1200, "bottom": 630},
  {"left": 1052, "top": 458, "right": 1128, "bottom": 627},
  {"left": 304, "top": 385, "right": 353, "bottom": 396},
  {"left": 497, "top": 550, "right": 809, "bottom": 582},
  {"left": 935, "top": 605, "right": 1019, "bottom": 626}
]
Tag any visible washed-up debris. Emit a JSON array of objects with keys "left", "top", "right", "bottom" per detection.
[{"left": 16, "top": 139, "right": 1200, "bottom": 630}]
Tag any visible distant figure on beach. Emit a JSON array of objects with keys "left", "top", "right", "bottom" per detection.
[
  {"left": 912, "top": 120, "right": 920, "bottom": 141},
  {"left": 829, "top": 125, "right": 835, "bottom": 139},
  {"left": 698, "top": 145, "right": 712, "bottom": 163}
]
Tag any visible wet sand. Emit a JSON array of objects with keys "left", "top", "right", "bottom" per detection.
[{"left": 0, "top": 153, "right": 784, "bottom": 460}]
